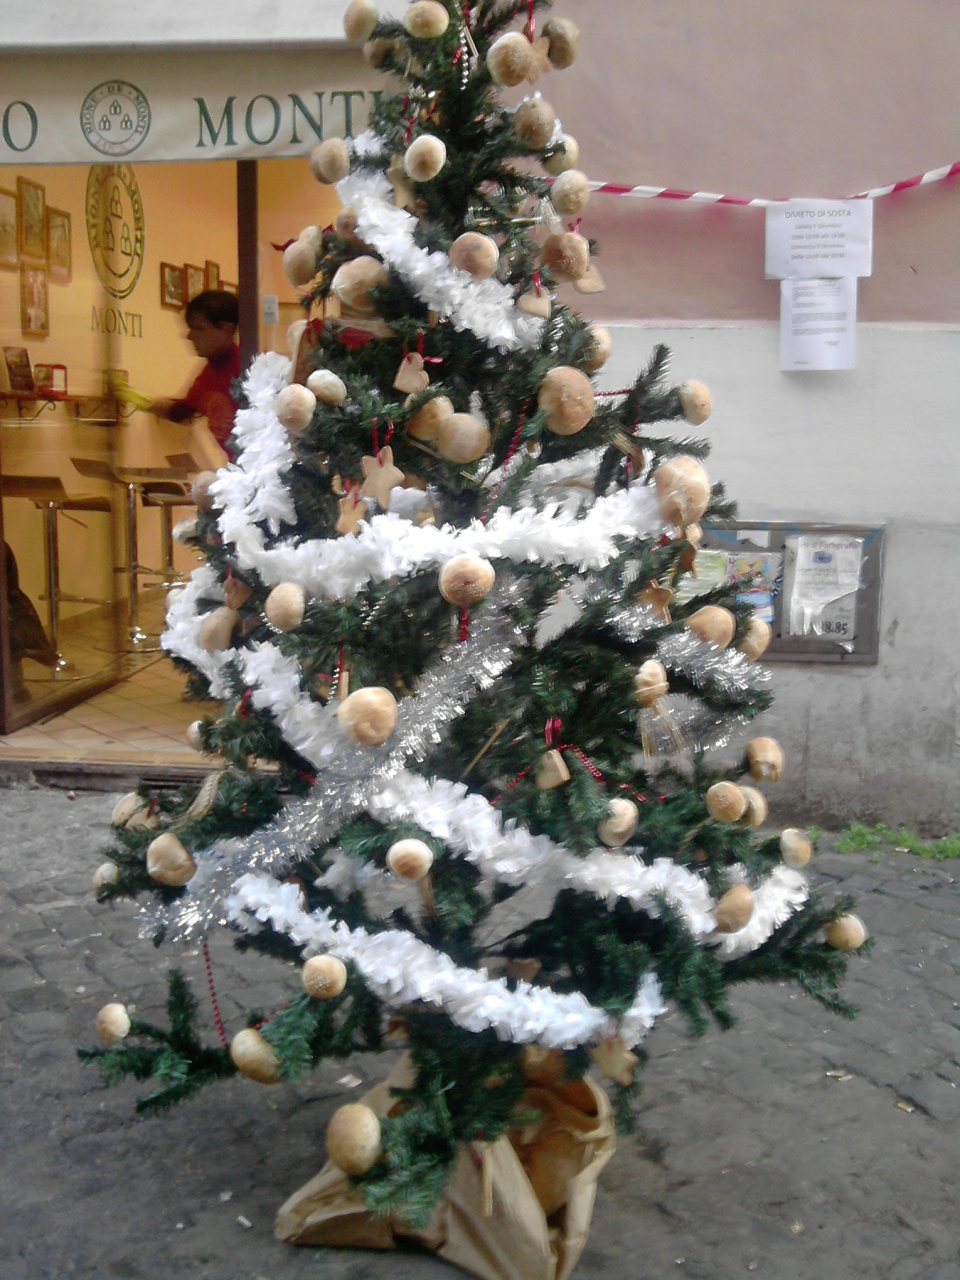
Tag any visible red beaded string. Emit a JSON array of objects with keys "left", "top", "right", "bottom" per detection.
[
  {"left": 458, "top": 607, "right": 471, "bottom": 643},
  {"left": 202, "top": 939, "right": 228, "bottom": 1047}
]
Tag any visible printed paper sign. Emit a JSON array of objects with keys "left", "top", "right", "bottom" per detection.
[
  {"left": 784, "top": 535, "right": 863, "bottom": 640},
  {"left": 780, "top": 277, "right": 857, "bottom": 371},
  {"left": 765, "top": 199, "right": 873, "bottom": 279}
]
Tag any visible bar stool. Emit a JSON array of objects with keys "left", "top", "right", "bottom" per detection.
[
  {"left": 70, "top": 459, "right": 195, "bottom": 643},
  {"left": 0, "top": 475, "right": 112, "bottom": 671}
]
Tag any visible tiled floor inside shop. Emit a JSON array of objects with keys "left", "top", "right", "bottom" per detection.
[{"left": 1, "top": 595, "right": 220, "bottom": 770}]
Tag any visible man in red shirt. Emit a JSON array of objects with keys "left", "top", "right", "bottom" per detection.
[{"left": 151, "top": 291, "right": 241, "bottom": 458}]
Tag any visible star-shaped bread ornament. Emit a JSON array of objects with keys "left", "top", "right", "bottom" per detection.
[
  {"left": 387, "top": 154, "right": 417, "bottom": 212},
  {"left": 590, "top": 1035, "right": 639, "bottom": 1087},
  {"left": 360, "top": 445, "right": 404, "bottom": 509},
  {"left": 336, "top": 487, "right": 368, "bottom": 535},
  {"left": 639, "top": 581, "right": 674, "bottom": 624},
  {"left": 525, "top": 35, "right": 552, "bottom": 83}
]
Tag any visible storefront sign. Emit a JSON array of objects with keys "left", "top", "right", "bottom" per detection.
[{"left": 0, "top": 49, "right": 379, "bottom": 164}]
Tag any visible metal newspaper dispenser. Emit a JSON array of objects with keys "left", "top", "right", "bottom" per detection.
[{"left": 694, "top": 522, "right": 885, "bottom": 664}]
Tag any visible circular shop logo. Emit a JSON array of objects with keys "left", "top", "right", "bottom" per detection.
[
  {"left": 86, "top": 164, "right": 145, "bottom": 300},
  {"left": 80, "top": 81, "right": 151, "bottom": 157}
]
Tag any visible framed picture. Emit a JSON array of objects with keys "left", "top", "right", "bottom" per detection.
[
  {"left": 160, "top": 261, "right": 185, "bottom": 310},
  {"left": 3, "top": 346, "right": 34, "bottom": 393},
  {"left": 17, "top": 175, "right": 46, "bottom": 262},
  {"left": 46, "top": 207, "right": 71, "bottom": 283},
  {"left": 204, "top": 259, "right": 220, "bottom": 290},
  {"left": 184, "top": 263, "right": 205, "bottom": 302},
  {"left": 221, "top": 280, "right": 238, "bottom": 296},
  {"left": 20, "top": 264, "right": 49, "bottom": 338},
  {"left": 34, "top": 364, "right": 67, "bottom": 396},
  {"left": 0, "top": 188, "right": 17, "bottom": 271}
]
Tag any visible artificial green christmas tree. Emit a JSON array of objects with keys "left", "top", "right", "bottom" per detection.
[{"left": 83, "top": 3, "right": 867, "bottom": 1274}]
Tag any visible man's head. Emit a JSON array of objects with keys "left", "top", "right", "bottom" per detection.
[{"left": 184, "top": 290, "right": 239, "bottom": 359}]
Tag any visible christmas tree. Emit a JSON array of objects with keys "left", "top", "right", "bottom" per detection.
[{"left": 83, "top": 0, "right": 868, "bottom": 1269}]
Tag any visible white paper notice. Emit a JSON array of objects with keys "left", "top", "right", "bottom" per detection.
[
  {"left": 780, "top": 277, "right": 857, "bottom": 371},
  {"left": 765, "top": 199, "right": 873, "bottom": 279},
  {"left": 784, "top": 534, "right": 863, "bottom": 640}
]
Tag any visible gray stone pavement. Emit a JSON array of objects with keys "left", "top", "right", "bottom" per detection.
[{"left": 1, "top": 781, "right": 958, "bottom": 1280}]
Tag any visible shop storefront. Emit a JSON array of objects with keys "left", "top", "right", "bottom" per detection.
[{"left": 0, "top": 37, "right": 376, "bottom": 732}]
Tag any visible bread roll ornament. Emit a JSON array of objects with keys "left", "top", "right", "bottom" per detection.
[
  {"left": 633, "top": 660, "right": 668, "bottom": 707},
  {"left": 96, "top": 1003, "right": 131, "bottom": 1044},
  {"left": 517, "top": 288, "right": 552, "bottom": 318},
  {"left": 172, "top": 516, "right": 198, "bottom": 544},
  {"left": 436, "top": 413, "right": 491, "bottom": 463},
  {"left": 337, "top": 686, "right": 398, "bottom": 746},
  {"left": 302, "top": 955, "right": 348, "bottom": 1000},
  {"left": 146, "top": 832, "right": 197, "bottom": 887},
  {"left": 199, "top": 606, "right": 239, "bottom": 653},
  {"left": 306, "top": 369, "right": 347, "bottom": 406},
  {"left": 276, "top": 384, "right": 317, "bottom": 433},
  {"left": 191, "top": 470, "right": 219, "bottom": 513},
  {"left": 678, "top": 379, "right": 712, "bottom": 425},
  {"left": 449, "top": 232, "right": 499, "bottom": 280},
  {"left": 439, "top": 555, "right": 496, "bottom": 606},
  {"left": 550, "top": 169, "right": 591, "bottom": 216},
  {"left": 537, "top": 366, "right": 595, "bottom": 436},
  {"left": 282, "top": 237, "right": 319, "bottom": 288},
  {"left": 536, "top": 749, "right": 571, "bottom": 790},
  {"left": 540, "top": 231, "right": 590, "bottom": 282},
  {"left": 310, "top": 137, "right": 351, "bottom": 184},
  {"left": 654, "top": 455, "right": 711, "bottom": 527},
  {"left": 543, "top": 16, "right": 580, "bottom": 68},
  {"left": 230, "top": 1027, "right": 282, "bottom": 1084},
  {"left": 331, "top": 256, "right": 389, "bottom": 314},
  {"left": 583, "top": 324, "right": 612, "bottom": 373},
  {"left": 597, "top": 797, "right": 639, "bottom": 847},
  {"left": 334, "top": 204, "right": 363, "bottom": 245},
  {"left": 737, "top": 785, "right": 768, "bottom": 828},
  {"left": 265, "top": 582, "right": 307, "bottom": 631},
  {"left": 543, "top": 133, "right": 579, "bottom": 175},
  {"left": 634, "top": 660, "right": 684, "bottom": 758},
  {"left": 386, "top": 838, "right": 434, "bottom": 881},
  {"left": 344, "top": 0, "right": 378, "bottom": 42},
  {"left": 713, "top": 883, "right": 755, "bottom": 933},
  {"left": 824, "top": 913, "right": 867, "bottom": 951},
  {"left": 93, "top": 861, "right": 120, "bottom": 893},
  {"left": 745, "top": 737, "right": 784, "bottom": 783},
  {"left": 685, "top": 605, "right": 736, "bottom": 649},
  {"left": 780, "top": 828, "right": 812, "bottom": 868},
  {"left": 405, "top": 394, "right": 453, "bottom": 441},
  {"left": 739, "top": 616, "right": 772, "bottom": 660},
  {"left": 404, "top": 0, "right": 449, "bottom": 37},
  {"left": 326, "top": 1103, "right": 382, "bottom": 1175},
  {"left": 185, "top": 719, "right": 205, "bottom": 751},
  {"left": 705, "top": 781, "right": 746, "bottom": 824},
  {"left": 486, "top": 32, "right": 534, "bottom": 86},
  {"left": 404, "top": 134, "right": 446, "bottom": 182},
  {"left": 112, "top": 791, "right": 143, "bottom": 827},
  {"left": 513, "top": 98, "right": 557, "bottom": 149}
]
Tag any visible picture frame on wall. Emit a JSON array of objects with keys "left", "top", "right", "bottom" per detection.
[
  {"left": 0, "top": 188, "right": 17, "bottom": 271},
  {"left": 205, "top": 259, "right": 220, "bottom": 290},
  {"left": 20, "top": 263, "right": 49, "bottom": 338},
  {"left": 184, "top": 263, "right": 205, "bottom": 302},
  {"left": 17, "top": 175, "right": 46, "bottom": 263},
  {"left": 46, "top": 207, "right": 71, "bottom": 283},
  {"left": 221, "top": 281, "right": 238, "bottom": 296},
  {"left": 160, "top": 261, "right": 185, "bottom": 310},
  {"left": 3, "top": 347, "right": 34, "bottom": 393},
  {"left": 34, "top": 363, "right": 68, "bottom": 396}
]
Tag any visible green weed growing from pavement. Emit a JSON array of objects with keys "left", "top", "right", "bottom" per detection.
[{"left": 835, "top": 822, "right": 960, "bottom": 861}]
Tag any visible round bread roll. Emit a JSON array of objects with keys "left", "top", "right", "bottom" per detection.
[
  {"left": 738, "top": 616, "right": 772, "bottom": 660},
  {"left": 146, "top": 832, "right": 197, "bottom": 887},
  {"left": 685, "top": 605, "right": 737, "bottom": 649},
  {"left": 449, "top": 232, "right": 499, "bottom": 279},
  {"left": 265, "top": 582, "right": 307, "bottom": 631},
  {"left": 282, "top": 237, "right": 319, "bottom": 288},
  {"left": 331, "top": 255, "right": 389, "bottom": 315},
  {"left": 543, "top": 16, "right": 580, "bottom": 68},
  {"left": 96, "top": 1002, "right": 131, "bottom": 1044},
  {"left": 737, "top": 785, "right": 769, "bottom": 828},
  {"left": 112, "top": 791, "right": 143, "bottom": 827},
  {"left": 302, "top": 955, "right": 349, "bottom": 999},
  {"left": 705, "top": 781, "right": 747, "bottom": 824},
  {"left": 439, "top": 555, "right": 495, "bottom": 606},
  {"left": 513, "top": 99, "right": 557, "bottom": 149},
  {"left": 543, "top": 133, "right": 579, "bottom": 175},
  {"left": 403, "top": 0, "right": 449, "bottom": 37},
  {"left": 540, "top": 231, "right": 590, "bottom": 283},
  {"left": 550, "top": 169, "right": 591, "bottom": 216},
  {"left": 745, "top": 736, "right": 784, "bottom": 783},
  {"left": 713, "top": 883, "right": 755, "bottom": 933},
  {"left": 386, "top": 838, "right": 434, "bottom": 880},
  {"left": 310, "top": 137, "right": 351, "bottom": 184},
  {"left": 343, "top": 0, "right": 378, "bottom": 43},
  {"left": 780, "top": 828, "right": 812, "bottom": 869},
  {"left": 93, "top": 861, "right": 120, "bottom": 893},
  {"left": 678, "top": 378, "right": 712, "bottom": 425},
  {"left": 276, "top": 384, "right": 317, "bottom": 433},
  {"left": 199, "top": 606, "right": 240, "bottom": 653},
  {"left": 306, "top": 369, "right": 347, "bottom": 405},
  {"left": 583, "top": 324, "right": 612, "bottom": 373},
  {"left": 404, "top": 134, "right": 446, "bottom": 182},
  {"left": 230, "top": 1027, "right": 282, "bottom": 1084},
  {"left": 486, "top": 32, "right": 534, "bottom": 86},
  {"left": 654, "top": 455, "right": 711, "bottom": 527},
  {"left": 824, "top": 913, "right": 867, "bottom": 951},
  {"left": 634, "top": 659, "right": 669, "bottom": 706},
  {"left": 326, "top": 1103, "right": 382, "bottom": 1175},
  {"left": 405, "top": 394, "right": 453, "bottom": 441},
  {"left": 597, "top": 797, "right": 639, "bottom": 848},
  {"left": 436, "top": 413, "right": 491, "bottom": 463},
  {"left": 337, "top": 686, "right": 398, "bottom": 746},
  {"left": 537, "top": 366, "right": 595, "bottom": 436}
]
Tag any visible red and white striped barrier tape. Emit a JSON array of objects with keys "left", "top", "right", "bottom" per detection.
[{"left": 579, "top": 161, "right": 960, "bottom": 208}]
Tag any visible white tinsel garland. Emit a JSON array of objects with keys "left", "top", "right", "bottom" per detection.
[
  {"left": 224, "top": 872, "right": 666, "bottom": 1051},
  {"left": 338, "top": 151, "right": 545, "bottom": 353}
]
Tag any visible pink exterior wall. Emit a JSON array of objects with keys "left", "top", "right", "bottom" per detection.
[{"left": 538, "top": 0, "right": 960, "bottom": 321}]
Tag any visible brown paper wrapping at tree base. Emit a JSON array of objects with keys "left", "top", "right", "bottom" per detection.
[{"left": 275, "top": 1054, "right": 615, "bottom": 1280}]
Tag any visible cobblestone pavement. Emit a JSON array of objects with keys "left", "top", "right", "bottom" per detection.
[{"left": 1, "top": 782, "right": 958, "bottom": 1280}]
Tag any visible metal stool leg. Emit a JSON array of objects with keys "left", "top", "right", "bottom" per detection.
[
  {"left": 41, "top": 501, "right": 69, "bottom": 673},
  {"left": 125, "top": 482, "right": 146, "bottom": 643},
  {"left": 159, "top": 502, "right": 178, "bottom": 585}
]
